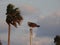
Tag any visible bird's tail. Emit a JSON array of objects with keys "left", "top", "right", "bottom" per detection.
[{"left": 37, "top": 25, "right": 40, "bottom": 27}]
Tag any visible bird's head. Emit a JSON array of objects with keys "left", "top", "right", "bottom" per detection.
[{"left": 28, "top": 22, "right": 31, "bottom": 24}]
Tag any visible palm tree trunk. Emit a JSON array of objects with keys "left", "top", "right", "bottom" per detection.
[
  {"left": 8, "top": 24, "right": 11, "bottom": 45},
  {"left": 30, "top": 28, "right": 33, "bottom": 45}
]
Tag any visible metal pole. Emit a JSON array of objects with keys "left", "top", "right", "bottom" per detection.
[{"left": 30, "top": 28, "right": 33, "bottom": 45}]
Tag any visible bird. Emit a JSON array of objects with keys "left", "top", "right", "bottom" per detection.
[
  {"left": 28, "top": 22, "right": 40, "bottom": 45},
  {"left": 28, "top": 22, "right": 40, "bottom": 28}
]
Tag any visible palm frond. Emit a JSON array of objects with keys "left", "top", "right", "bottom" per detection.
[
  {"left": 6, "top": 4, "right": 14, "bottom": 15},
  {"left": 6, "top": 4, "right": 23, "bottom": 28}
]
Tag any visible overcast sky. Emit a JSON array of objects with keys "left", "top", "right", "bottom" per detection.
[{"left": 0, "top": 0, "right": 60, "bottom": 45}]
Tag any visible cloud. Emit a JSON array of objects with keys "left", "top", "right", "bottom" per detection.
[
  {"left": 53, "top": 10, "right": 60, "bottom": 16},
  {"left": 0, "top": 30, "right": 53, "bottom": 45},
  {"left": 39, "top": 11, "right": 60, "bottom": 24},
  {"left": 21, "top": 4, "right": 38, "bottom": 13},
  {"left": 37, "top": 12, "right": 60, "bottom": 37},
  {"left": 39, "top": 15, "right": 45, "bottom": 20},
  {"left": 0, "top": 33, "right": 8, "bottom": 41},
  {"left": 32, "top": 37, "right": 53, "bottom": 45},
  {"left": 0, "top": 1, "right": 60, "bottom": 45},
  {"left": 0, "top": 19, "right": 7, "bottom": 33}
]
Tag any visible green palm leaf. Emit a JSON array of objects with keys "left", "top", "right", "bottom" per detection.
[{"left": 6, "top": 4, "right": 23, "bottom": 28}]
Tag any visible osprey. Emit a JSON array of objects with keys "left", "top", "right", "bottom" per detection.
[{"left": 28, "top": 22, "right": 40, "bottom": 28}]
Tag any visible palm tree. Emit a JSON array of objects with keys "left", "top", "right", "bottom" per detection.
[
  {"left": 0, "top": 40, "right": 2, "bottom": 45},
  {"left": 54, "top": 35, "right": 60, "bottom": 45},
  {"left": 28, "top": 22, "right": 40, "bottom": 45},
  {"left": 6, "top": 4, "right": 23, "bottom": 45}
]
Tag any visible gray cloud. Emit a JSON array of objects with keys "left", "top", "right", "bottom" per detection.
[
  {"left": 0, "top": 0, "right": 60, "bottom": 45},
  {"left": 37, "top": 14, "right": 60, "bottom": 37}
]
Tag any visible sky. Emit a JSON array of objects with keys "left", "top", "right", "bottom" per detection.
[{"left": 0, "top": 0, "right": 60, "bottom": 45}]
